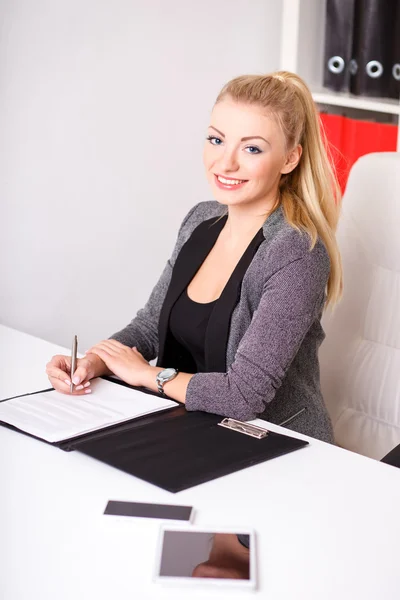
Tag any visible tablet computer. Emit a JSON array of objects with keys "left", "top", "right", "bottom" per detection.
[{"left": 154, "top": 525, "right": 256, "bottom": 589}]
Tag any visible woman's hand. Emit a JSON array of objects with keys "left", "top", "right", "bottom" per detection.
[
  {"left": 46, "top": 353, "right": 108, "bottom": 395},
  {"left": 85, "top": 340, "right": 151, "bottom": 387}
]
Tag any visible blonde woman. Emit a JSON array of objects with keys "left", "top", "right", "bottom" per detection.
[{"left": 46, "top": 71, "right": 342, "bottom": 443}]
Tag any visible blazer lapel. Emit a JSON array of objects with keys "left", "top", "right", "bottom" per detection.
[{"left": 157, "top": 215, "right": 227, "bottom": 367}]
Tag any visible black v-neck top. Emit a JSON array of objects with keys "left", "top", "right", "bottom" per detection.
[
  {"left": 167, "top": 223, "right": 264, "bottom": 374},
  {"left": 169, "top": 290, "right": 217, "bottom": 373}
]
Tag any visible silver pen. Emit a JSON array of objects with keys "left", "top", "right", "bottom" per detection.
[{"left": 70, "top": 335, "right": 78, "bottom": 394}]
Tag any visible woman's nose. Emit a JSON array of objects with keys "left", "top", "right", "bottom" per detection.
[{"left": 217, "top": 149, "right": 240, "bottom": 173}]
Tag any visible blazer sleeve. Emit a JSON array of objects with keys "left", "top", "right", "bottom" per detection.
[
  {"left": 108, "top": 204, "right": 200, "bottom": 361},
  {"left": 185, "top": 242, "right": 330, "bottom": 421}
]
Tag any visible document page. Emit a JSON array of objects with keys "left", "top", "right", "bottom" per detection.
[{"left": 0, "top": 378, "right": 178, "bottom": 443}]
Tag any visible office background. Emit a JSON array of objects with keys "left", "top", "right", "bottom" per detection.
[{"left": 0, "top": 0, "right": 282, "bottom": 350}]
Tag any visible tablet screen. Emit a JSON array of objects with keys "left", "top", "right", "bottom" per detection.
[{"left": 155, "top": 528, "right": 256, "bottom": 588}]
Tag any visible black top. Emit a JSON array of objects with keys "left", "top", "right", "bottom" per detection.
[
  {"left": 166, "top": 222, "right": 265, "bottom": 375},
  {"left": 160, "top": 216, "right": 265, "bottom": 374},
  {"left": 169, "top": 289, "right": 217, "bottom": 373}
]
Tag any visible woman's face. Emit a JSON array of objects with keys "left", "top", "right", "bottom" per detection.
[{"left": 203, "top": 98, "right": 301, "bottom": 210}]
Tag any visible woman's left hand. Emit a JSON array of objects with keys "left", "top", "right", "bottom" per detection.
[{"left": 85, "top": 340, "right": 151, "bottom": 387}]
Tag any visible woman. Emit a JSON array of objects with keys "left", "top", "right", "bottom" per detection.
[{"left": 46, "top": 71, "right": 342, "bottom": 443}]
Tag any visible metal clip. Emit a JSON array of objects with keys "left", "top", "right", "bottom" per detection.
[{"left": 218, "top": 418, "right": 268, "bottom": 439}]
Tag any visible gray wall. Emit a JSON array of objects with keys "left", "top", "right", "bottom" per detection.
[{"left": 0, "top": 0, "right": 282, "bottom": 350}]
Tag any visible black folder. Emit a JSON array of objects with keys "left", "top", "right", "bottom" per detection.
[
  {"left": 0, "top": 379, "right": 308, "bottom": 493},
  {"left": 350, "top": 0, "right": 398, "bottom": 99},
  {"left": 66, "top": 402, "right": 309, "bottom": 493},
  {"left": 388, "top": 1, "right": 400, "bottom": 100},
  {"left": 323, "top": 0, "right": 357, "bottom": 92}
]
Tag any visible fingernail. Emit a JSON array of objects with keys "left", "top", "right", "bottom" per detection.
[
  {"left": 76, "top": 385, "right": 84, "bottom": 390},
  {"left": 64, "top": 379, "right": 71, "bottom": 385},
  {"left": 72, "top": 376, "right": 80, "bottom": 385},
  {"left": 83, "top": 381, "right": 91, "bottom": 388},
  {"left": 85, "top": 389, "right": 92, "bottom": 394}
]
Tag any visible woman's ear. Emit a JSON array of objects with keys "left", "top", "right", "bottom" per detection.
[{"left": 280, "top": 144, "right": 302, "bottom": 175}]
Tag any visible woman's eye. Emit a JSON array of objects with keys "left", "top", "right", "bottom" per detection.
[
  {"left": 206, "top": 135, "right": 223, "bottom": 145},
  {"left": 245, "top": 146, "right": 261, "bottom": 154}
]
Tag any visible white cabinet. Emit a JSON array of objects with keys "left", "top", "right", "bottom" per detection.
[{"left": 279, "top": 0, "right": 400, "bottom": 149}]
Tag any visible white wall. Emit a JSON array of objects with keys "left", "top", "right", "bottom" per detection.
[{"left": 0, "top": 0, "right": 282, "bottom": 350}]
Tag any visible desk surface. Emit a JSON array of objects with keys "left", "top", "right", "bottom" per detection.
[{"left": 1, "top": 324, "right": 400, "bottom": 600}]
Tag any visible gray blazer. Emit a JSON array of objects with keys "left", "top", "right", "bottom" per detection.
[{"left": 111, "top": 201, "right": 334, "bottom": 443}]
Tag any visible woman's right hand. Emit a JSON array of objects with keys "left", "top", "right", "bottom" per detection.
[{"left": 45, "top": 353, "right": 109, "bottom": 395}]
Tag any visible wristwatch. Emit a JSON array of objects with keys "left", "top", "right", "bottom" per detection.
[{"left": 156, "top": 367, "right": 179, "bottom": 395}]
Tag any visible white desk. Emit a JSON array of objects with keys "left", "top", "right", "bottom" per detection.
[
  {"left": 0, "top": 325, "right": 71, "bottom": 400},
  {"left": 1, "top": 325, "right": 400, "bottom": 599}
]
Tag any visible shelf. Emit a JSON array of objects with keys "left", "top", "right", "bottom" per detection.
[
  {"left": 312, "top": 88, "right": 400, "bottom": 115},
  {"left": 280, "top": 0, "right": 400, "bottom": 149}
]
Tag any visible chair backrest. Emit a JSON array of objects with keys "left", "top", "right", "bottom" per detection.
[{"left": 320, "top": 152, "right": 400, "bottom": 460}]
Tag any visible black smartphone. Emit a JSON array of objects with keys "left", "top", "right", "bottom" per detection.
[{"left": 104, "top": 500, "right": 193, "bottom": 522}]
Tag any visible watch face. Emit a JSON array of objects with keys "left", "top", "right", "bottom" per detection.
[{"left": 161, "top": 368, "right": 176, "bottom": 379}]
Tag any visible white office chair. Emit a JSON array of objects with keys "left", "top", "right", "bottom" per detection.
[{"left": 320, "top": 152, "right": 400, "bottom": 460}]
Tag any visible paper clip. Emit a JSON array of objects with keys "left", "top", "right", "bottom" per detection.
[{"left": 218, "top": 418, "right": 268, "bottom": 439}]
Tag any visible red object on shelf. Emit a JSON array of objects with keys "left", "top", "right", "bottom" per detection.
[{"left": 319, "top": 113, "right": 398, "bottom": 193}]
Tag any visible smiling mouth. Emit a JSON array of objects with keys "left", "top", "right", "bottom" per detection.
[{"left": 215, "top": 174, "right": 248, "bottom": 186}]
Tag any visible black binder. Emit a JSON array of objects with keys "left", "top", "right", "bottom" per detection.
[
  {"left": 388, "top": 1, "right": 400, "bottom": 99},
  {"left": 323, "top": 0, "right": 357, "bottom": 92},
  {"left": 0, "top": 380, "right": 308, "bottom": 493},
  {"left": 67, "top": 404, "right": 308, "bottom": 493},
  {"left": 350, "top": 0, "right": 398, "bottom": 99}
]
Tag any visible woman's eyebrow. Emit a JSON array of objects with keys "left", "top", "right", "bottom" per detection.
[{"left": 209, "top": 126, "right": 270, "bottom": 145}]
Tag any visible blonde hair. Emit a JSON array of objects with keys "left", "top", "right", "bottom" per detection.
[{"left": 216, "top": 71, "right": 343, "bottom": 307}]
